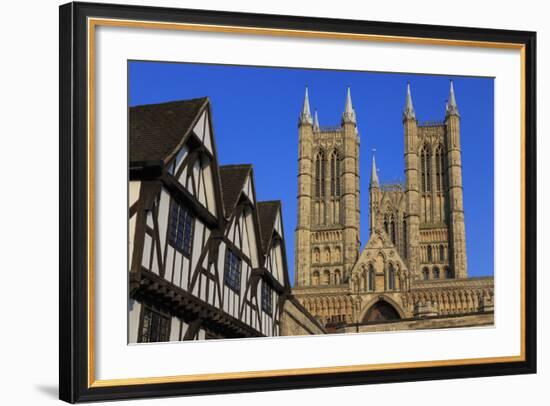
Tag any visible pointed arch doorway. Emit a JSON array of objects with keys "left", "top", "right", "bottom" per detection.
[{"left": 363, "top": 300, "right": 401, "bottom": 323}]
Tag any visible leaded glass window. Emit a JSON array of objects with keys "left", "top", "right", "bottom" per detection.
[
  {"left": 261, "top": 281, "right": 273, "bottom": 314},
  {"left": 168, "top": 200, "right": 194, "bottom": 256},
  {"left": 139, "top": 307, "right": 170, "bottom": 343},
  {"left": 224, "top": 248, "right": 241, "bottom": 293}
]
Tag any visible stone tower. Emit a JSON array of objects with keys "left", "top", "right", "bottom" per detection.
[
  {"left": 292, "top": 81, "right": 487, "bottom": 330},
  {"left": 403, "top": 82, "right": 422, "bottom": 280},
  {"left": 402, "top": 82, "right": 467, "bottom": 280},
  {"left": 445, "top": 81, "right": 468, "bottom": 278},
  {"left": 294, "top": 87, "right": 361, "bottom": 287}
]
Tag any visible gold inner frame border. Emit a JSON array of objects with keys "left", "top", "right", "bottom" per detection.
[{"left": 86, "top": 17, "right": 527, "bottom": 388}]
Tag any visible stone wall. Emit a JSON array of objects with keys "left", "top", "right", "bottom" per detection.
[
  {"left": 280, "top": 296, "right": 326, "bottom": 336},
  {"left": 339, "top": 312, "right": 494, "bottom": 333}
]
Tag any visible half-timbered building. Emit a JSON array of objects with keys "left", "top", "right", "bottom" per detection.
[{"left": 128, "top": 97, "right": 323, "bottom": 343}]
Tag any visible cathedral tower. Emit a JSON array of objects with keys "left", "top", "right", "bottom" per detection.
[
  {"left": 402, "top": 81, "right": 467, "bottom": 280},
  {"left": 294, "top": 87, "right": 314, "bottom": 286},
  {"left": 403, "top": 82, "right": 422, "bottom": 280},
  {"left": 445, "top": 81, "right": 468, "bottom": 278},
  {"left": 294, "top": 87, "right": 361, "bottom": 287}
]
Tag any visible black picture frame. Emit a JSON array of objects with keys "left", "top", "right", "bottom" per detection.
[{"left": 59, "top": 1, "right": 537, "bottom": 403}]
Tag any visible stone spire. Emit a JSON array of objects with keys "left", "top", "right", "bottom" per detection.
[
  {"left": 342, "top": 86, "right": 356, "bottom": 124},
  {"left": 313, "top": 109, "right": 320, "bottom": 131},
  {"left": 370, "top": 152, "right": 379, "bottom": 187},
  {"left": 403, "top": 82, "right": 416, "bottom": 120},
  {"left": 299, "top": 86, "right": 313, "bottom": 126},
  {"left": 446, "top": 80, "right": 460, "bottom": 117}
]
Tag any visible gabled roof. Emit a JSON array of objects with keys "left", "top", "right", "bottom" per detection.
[
  {"left": 257, "top": 201, "right": 281, "bottom": 254},
  {"left": 129, "top": 97, "right": 208, "bottom": 163},
  {"left": 219, "top": 164, "right": 252, "bottom": 216}
]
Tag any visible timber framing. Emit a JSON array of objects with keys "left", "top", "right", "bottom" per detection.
[{"left": 127, "top": 97, "right": 321, "bottom": 343}]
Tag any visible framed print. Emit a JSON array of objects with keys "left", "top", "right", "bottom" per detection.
[{"left": 59, "top": 1, "right": 537, "bottom": 403}]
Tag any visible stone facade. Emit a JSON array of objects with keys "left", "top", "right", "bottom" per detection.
[
  {"left": 280, "top": 296, "right": 326, "bottom": 336},
  {"left": 292, "top": 83, "right": 494, "bottom": 331}
]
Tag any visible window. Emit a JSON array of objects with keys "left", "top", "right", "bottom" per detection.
[
  {"left": 261, "top": 281, "right": 273, "bottom": 314},
  {"left": 224, "top": 248, "right": 241, "bottom": 293},
  {"left": 388, "top": 264, "right": 396, "bottom": 290},
  {"left": 435, "top": 146, "right": 445, "bottom": 192},
  {"left": 427, "top": 245, "right": 433, "bottom": 262},
  {"left": 439, "top": 244, "right": 445, "bottom": 261},
  {"left": 390, "top": 220, "right": 396, "bottom": 245},
  {"left": 368, "top": 265, "right": 374, "bottom": 292},
  {"left": 402, "top": 219, "right": 407, "bottom": 258},
  {"left": 433, "top": 267, "right": 440, "bottom": 279},
  {"left": 168, "top": 200, "right": 194, "bottom": 256},
  {"left": 335, "top": 156, "right": 341, "bottom": 196},
  {"left": 445, "top": 267, "right": 454, "bottom": 279},
  {"left": 139, "top": 306, "right": 170, "bottom": 343},
  {"left": 421, "top": 146, "right": 431, "bottom": 193},
  {"left": 315, "top": 151, "right": 325, "bottom": 199},
  {"left": 330, "top": 152, "right": 341, "bottom": 197},
  {"left": 422, "top": 267, "right": 430, "bottom": 280}
]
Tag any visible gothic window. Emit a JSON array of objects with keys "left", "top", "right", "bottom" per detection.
[
  {"left": 368, "top": 264, "right": 374, "bottom": 291},
  {"left": 315, "top": 151, "right": 325, "bottom": 199},
  {"left": 224, "top": 248, "right": 241, "bottom": 293},
  {"left": 422, "top": 267, "right": 430, "bottom": 280},
  {"left": 384, "top": 218, "right": 389, "bottom": 236},
  {"left": 402, "top": 218, "right": 408, "bottom": 258},
  {"left": 439, "top": 244, "right": 445, "bottom": 261},
  {"left": 335, "top": 247, "right": 341, "bottom": 262},
  {"left": 388, "top": 264, "right": 396, "bottom": 290},
  {"left": 261, "top": 280, "right": 273, "bottom": 314},
  {"left": 433, "top": 267, "right": 440, "bottom": 279},
  {"left": 427, "top": 245, "right": 433, "bottom": 262},
  {"left": 139, "top": 306, "right": 170, "bottom": 343},
  {"left": 390, "top": 219, "right": 396, "bottom": 245},
  {"left": 420, "top": 145, "right": 431, "bottom": 193},
  {"left": 334, "top": 269, "right": 341, "bottom": 284},
  {"left": 330, "top": 152, "right": 341, "bottom": 198},
  {"left": 168, "top": 200, "right": 195, "bottom": 257},
  {"left": 435, "top": 146, "right": 445, "bottom": 192},
  {"left": 336, "top": 155, "right": 341, "bottom": 196},
  {"left": 445, "top": 267, "right": 454, "bottom": 279}
]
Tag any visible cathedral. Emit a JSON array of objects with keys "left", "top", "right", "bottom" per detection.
[{"left": 292, "top": 83, "right": 495, "bottom": 333}]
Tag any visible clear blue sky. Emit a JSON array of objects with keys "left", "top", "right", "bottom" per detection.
[{"left": 129, "top": 61, "right": 494, "bottom": 281}]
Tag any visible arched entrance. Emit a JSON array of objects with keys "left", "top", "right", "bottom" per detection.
[{"left": 363, "top": 301, "right": 401, "bottom": 323}]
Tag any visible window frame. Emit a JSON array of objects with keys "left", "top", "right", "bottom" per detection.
[
  {"left": 138, "top": 305, "right": 171, "bottom": 343},
  {"left": 223, "top": 247, "right": 242, "bottom": 294},
  {"left": 261, "top": 280, "right": 273, "bottom": 314},
  {"left": 168, "top": 199, "right": 195, "bottom": 257}
]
